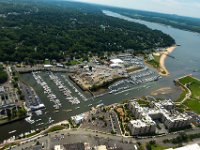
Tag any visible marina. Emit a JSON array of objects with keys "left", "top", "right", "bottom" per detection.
[
  {"left": 108, "top": 67, "right": 161, "bottom": 94},
  {"left": 1, "top": 11, "right": 200, "bottom": 143},
  {"left": 32, "top": 72, "right": 62, "bottom": 110}
]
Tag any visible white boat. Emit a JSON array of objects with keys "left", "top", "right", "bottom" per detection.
[
  {"left": 97, "top": 100, "right": 102, "bottom": 103},
  {"left": 96, "top": 103, "right": 104, "bottom": 108},
  {"left": 48, "top": 119, "right": 55, "bottom": 124},
  {"left": 25, "top": 117, "right": 35, "bottom": 124},
  {"left": 9, "top": 130, "right": 16, "bottom": 134},
  {"left": 35, "top": 119, "right": 42, "bottom": 122},
  {"left": 36, "top": 123, "right": 44, "bottom": 126},
  {"left": 75, "top": 107, "right": 80, "bottom": 109}
]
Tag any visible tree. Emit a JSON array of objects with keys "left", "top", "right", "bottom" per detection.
[{"left": 0, "top": 65, "right": 8, "bottom": 84}]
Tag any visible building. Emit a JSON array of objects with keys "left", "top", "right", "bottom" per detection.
[
  {"left": 0, "top": 86, "right": 5, "bottom": 93},
  {"left": 128, "top": 100, "right": 192, "bottom": 135},
  {"left": 148, "top": 54, "right": 154, "bottom": 61},
  {"left": 95, "top": 145, "right": 107, "bottom": 150},
  {"left": 128, "top": 117, "right": 156, "bottom": 135},
  {"left": 71, "top": 114, "right": 85, "bottom": 124},
  {"left": 109, "top": 59, "right": 124, "bottom": 68},
  {"left": 0, "top": 87, "right": 19, "bottom": 118},
  {"left": 165, "top": 143, "right": 200, "bottom": 150},
  {"left": 151, "top": 99, "right": 174, "bottom": 110},
  {"left": 160, "top": 109, "right": 192, "bottom": 129},
  {"left": 20, "top": 83, "right": 45, "bottom": 112},
  {"left": 110, "top": 63, "right": 123, "bottom": 68},
  {"left": 110, "top": 59, "right": 124, "bottom": 64},
  {"left": 44, "top": 64, "right": 53, "bottom": 68},
  {"left": 54, "top": 145, "right": 64, "bottom": 150}
]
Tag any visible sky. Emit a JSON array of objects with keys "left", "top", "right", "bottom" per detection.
[{"left": 72, "top": 0, "right": 200, "bottom": 18}]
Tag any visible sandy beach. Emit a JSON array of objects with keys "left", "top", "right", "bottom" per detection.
[{"left": 159, "top": 45, "right": 176, "bottom": 76}]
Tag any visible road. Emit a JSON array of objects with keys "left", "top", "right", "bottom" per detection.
[
  {"left": 11, "top": 127, "right": 200, "bottom": 150},
  {"left": 14, "top": 129, "right": 137, "bottom": 150}
]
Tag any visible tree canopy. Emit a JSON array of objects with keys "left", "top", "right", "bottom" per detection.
[
  {"left": 0, "top": 65, "right": 8, "bottom": 84},
  {"left": 0, "top": 0, "right": 175, "bottom": 62}
]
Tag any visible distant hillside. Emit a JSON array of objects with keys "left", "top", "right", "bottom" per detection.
[
  {"left": 106, "top": 7, "right": 200, "bottom": 33},
  {"left": 0, "top": 0, "right": 175, "bottom": 62}
]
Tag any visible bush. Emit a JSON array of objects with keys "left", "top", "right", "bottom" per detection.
[{"left": 46, "top": 125, "right": 65, "bottom": 133}]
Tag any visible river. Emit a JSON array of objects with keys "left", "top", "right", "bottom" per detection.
[{"left": 0, "top": 10, "right": 200, "bottom": 142}]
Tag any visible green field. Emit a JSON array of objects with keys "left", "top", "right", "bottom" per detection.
[
  {"left": 151, "top": 145, "right": 171, "bottom": 150},
  {"left": 184, "top": 98, "right": 200, "bottom": 114},
  {"left": 178, "top": 76, "right": 200, "bottom": 114},
  {"left": 45, "top": 125, "right": 65, "bottom": 133},
  {"left": 137, "top": 99, "right": 150, "bottom": 107}
]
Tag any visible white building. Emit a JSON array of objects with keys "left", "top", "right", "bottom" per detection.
[
  {"left": 110, "top": 59, "right": 124, "bottom": 64},
  {"left": 128, "top": 118, "right": 156, "bottom": 135},
  {"left": 110, "top": 63, "right": 122, "bottom": 68},
  {"left": 44, "top": 64, "right": 53, "bottom": 68},
  {"left": 95, "top": 145, "right": 107, "bottom": 150},
  {"left": 128, "top": 100, "right": 192, "bottom": 134},
  {"left": 54, "top": 145, "right": 64, "bottom": 150},
  {"left": 165, "top": 143, "right": 200, "bottom": 150},
  {"left": 71, "top": 114, "right": 85, "bottom": 124}
]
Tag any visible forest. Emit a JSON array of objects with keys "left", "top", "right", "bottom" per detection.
[{"left": 0, "top": 0, "right": 175, "bottom": 63}]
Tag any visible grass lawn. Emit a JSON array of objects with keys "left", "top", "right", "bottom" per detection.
[
  {"left": 184, "top": 98, "right": 200, "bottom": 114},
  {"left": 137, "top": 99, "right": 150, "bottom": 107},
  {"left": 178, "top": 76, "right": 200, "bottom": 114},
  {"left": 176, "top": 89, "right": 187, "bottom": 102},
  {"left": 146, "top": 53, "right": 160, "bottom": 69},
  {"left": 45, "top": 125, "right": 65, "bottom": 133},
  {"left": 153, "top": 54, "right": 160, "bottom": 63},
  {"left": 151, "top": 144, "right": 171, "bottom": 150},
  {"left": 147, "top": 59, "right": 159, "bottom": 68},
  {"left": 44, "top": 59, "right": 50, "bottom": 64},
  {"left": 0, "top": 143, "right": 17, "bottom": 150},
  {"left": 68, "top": 60, "right": 81, "bottom": 65}
]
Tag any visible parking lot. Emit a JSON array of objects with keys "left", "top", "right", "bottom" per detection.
[{"left": 81, "top": 107, "right": 122, "bottom": 135}]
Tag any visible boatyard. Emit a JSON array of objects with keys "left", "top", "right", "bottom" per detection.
[{"left": 70, "top": 54, "right": 161, "bottom": 95}]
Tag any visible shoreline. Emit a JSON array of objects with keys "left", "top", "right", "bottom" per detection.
[{"left": 159, "top": 45, "right": 176, "bottom": 76}]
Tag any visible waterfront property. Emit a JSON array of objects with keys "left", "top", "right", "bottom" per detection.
[
  {"left": 128, "top": 100, "right": 192, "bottom": 135},
  {"left": 70, "top": 62, "right": 127, "bottom": 91},
  {"left": 70, "top": 54, "right": 161, "bottom": 95},
  {"left": 128, "top": 119, "right": 156, "bottom": 136},
  {"left": 20, "top": 82, "right": 45, "bottom": 112},
  {"left": 0, "top": 86, "right": 25, "bottom": 125},
  {"left": 78, "top": 98, "right": 193, "bottom": 137}
]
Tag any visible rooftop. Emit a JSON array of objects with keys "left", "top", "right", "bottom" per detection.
[
  {"left": 110, "top": 59, "right": 124, "bottom": 64},
  {"left": 165, "top": 143, "right": 200, "bottom": 150}
]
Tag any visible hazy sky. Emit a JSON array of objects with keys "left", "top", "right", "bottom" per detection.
[{"left": 72, "top": 0, "right": 200, "bottom": 18}]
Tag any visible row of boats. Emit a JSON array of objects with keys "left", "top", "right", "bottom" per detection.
[
  {"left": 25, "top": 113, "right": 54, "bottom": 126},
  {"left": 61, "top": 75, "right": 87, "bottom": 101},
  {"left": 108, "top": 68, "right": 161, "bottom": 93},
  {"left": 32, "top": 72, "right": 62, "bottom": 110},
  {"left": 49, "top": 73, "right": 81, "bottom": 105}
]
